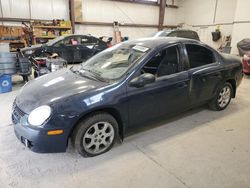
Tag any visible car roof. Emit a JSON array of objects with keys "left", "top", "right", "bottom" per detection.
[
  {"left": 168, "top": 29, "right": 197, "bottom": 32},
  {"left": 61, "top": 34, "right": 93, "bottom": 38},
  {"left": 124, "top": 37, "right": 201, "bottom": 49}
]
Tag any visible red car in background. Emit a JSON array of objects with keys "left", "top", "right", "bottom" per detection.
[{"left": 242, "top": 52, "right": 250, "bottom": 75}]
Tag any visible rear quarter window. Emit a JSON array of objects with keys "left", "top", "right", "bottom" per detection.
[
  {"left": 177, "top": 31, "right": 197, "bottom": 40},
  {"left": 168, "top": 31, "right": 178, "bottom": 37},
  {"left": 185, "top": 44, "right": 215, "bottom": 68}
]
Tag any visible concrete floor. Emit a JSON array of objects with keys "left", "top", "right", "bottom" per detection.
[{"left": 0, "top": 75, "right": 250, "bottom": 188}]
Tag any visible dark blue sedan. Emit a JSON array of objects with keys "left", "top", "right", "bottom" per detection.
[{"left": 12, "top": 37, "right": 243, "bottom": 157}]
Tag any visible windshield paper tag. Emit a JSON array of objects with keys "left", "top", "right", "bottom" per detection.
[{"left": 132, "top": 45, "right": 149, "bottom": 52}]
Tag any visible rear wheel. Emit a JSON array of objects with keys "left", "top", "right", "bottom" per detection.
[
  {"left": 209, "top": 82, "right": 233, "bottom": 111},
  {"left": 71, "top": 113, "right": 118, "bottom": 157},
  {"left": 33, "top": 71, "right": 38, "bottom": 78}
]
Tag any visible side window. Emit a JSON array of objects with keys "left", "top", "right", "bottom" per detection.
[
  {"left": 168, "top": 31, "right": 178, "bottom": 37},
  {"left": 185, "top": 31, "right": 199, "bottom": 40},
  {"left": 64, "top": 36, "right": 80, "bottom": 46},
  {"left": 80, "top": 36, "right": 94, "bottom": 45},
  {"left": 185, "top": 44, "right": 215, "bottom": 68},
  {"left": 177, "top": 31, "right": 186, "bottom": 38},
  {"left": 190, "top": 31, "right": 199, "bottom": 40},
  {"left": 142, "top": 46, "right": 179, "bottom": 77},
  {"left": 182, "top": 31, "right": 192, "bottom": 39},
  {"left": 54, "top": 40, "right": 64, "bottom": 47}
]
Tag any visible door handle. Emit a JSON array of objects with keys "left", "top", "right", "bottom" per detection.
[{"left": 176, "top": 82, "right": 188, "bottom": 89}]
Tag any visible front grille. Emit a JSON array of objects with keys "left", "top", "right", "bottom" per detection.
[{"left": 12, "top": 102, "right": 26, "bottom": 124}]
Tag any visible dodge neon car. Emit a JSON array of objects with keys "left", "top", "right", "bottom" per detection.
[{"left": 12, "top": 37, "right": 243, "bottom": 157}]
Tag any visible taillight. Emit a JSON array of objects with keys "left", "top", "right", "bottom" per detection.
[{"left": 243, "top": 54, "right": 250, "bottom": 61}]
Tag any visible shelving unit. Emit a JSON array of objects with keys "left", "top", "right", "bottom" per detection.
[
  {"left": 33, "top": 25, "right": 71, "bottom": 29},
  {"left": 32, "top": 21, "right": 72, "bottom": 44},
  {"left": 0, "top": 26, "right": 26, "bottom": 51}
]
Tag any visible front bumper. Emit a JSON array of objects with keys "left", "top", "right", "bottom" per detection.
[
  {"left": 13, "top": 122, "right": 69, "bottom": 153},
  {"left": 12, "top": 104, "right": 70, "bottom": 153}
]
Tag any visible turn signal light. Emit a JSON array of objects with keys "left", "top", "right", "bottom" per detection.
[{"left": 47, "top": 130, "right": 64, "bottom": 135}]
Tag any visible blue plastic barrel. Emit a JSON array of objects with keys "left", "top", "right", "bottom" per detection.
[{"left": 0, "top": 74, "right": 12, "bottom": 93}]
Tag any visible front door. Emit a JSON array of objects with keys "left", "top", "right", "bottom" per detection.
[
  {"left": 54, "top": 36, "right": 81, "bottom": 63},
  {"left": 127, "top": 44, "right": 190, "bottom": 129}
]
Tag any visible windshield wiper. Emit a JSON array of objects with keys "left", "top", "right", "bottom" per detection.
[
  {"left": 70, "top": 66, "right": 95, "bottom": 80},
  {"left": 80, "top": 68, "right": 107, "bottom": 82}
]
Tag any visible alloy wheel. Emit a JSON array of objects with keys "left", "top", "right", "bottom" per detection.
[
  {"left": 218, "top": 85, "right": 231, "bottom": 108},
  {"left": 82, "top": 121, "right": 114, "bottom": 155}
]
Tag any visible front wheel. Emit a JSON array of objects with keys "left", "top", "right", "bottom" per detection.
[
  {"left": 209, "top": 82, "right": 233, "bottom": 111},
  {"left": 71, "top": 113, "right": 119, "bottom": 157}
]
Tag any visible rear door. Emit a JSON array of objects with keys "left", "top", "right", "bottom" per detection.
[
  {"left": 184, "top": 43, "right": 223, "bottom": 104},
  {"left": 92, "top": 37, "right": 108, "bottom": 53},
  {"left": 79, "top": 36, "right": 96, "bottom": 61}
]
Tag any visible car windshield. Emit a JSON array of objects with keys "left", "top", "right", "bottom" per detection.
[
  {"left": 46, "top": 36, "right": 65, "bottom": 46},
  {"left": 78, "top": 43, "right": 150, "bottom": 80}
]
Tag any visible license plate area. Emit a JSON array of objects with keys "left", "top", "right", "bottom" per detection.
[{"left": 21, "top": 136, "right": 32, "bottom": 148}]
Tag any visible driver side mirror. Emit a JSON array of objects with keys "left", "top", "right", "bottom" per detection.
[{"left": 129, "top": 73, "right": 155, "bottom": 88}]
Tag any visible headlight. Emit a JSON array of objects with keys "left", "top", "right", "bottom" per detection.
[
  {"left": 25, "top": 50, "right": 34, "bottom": 55},
  {"left": 28, "top": 105, "right": 52, "bottom": 126}
]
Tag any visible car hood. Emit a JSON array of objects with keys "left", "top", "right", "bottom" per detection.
[
  {"left": 21, "top": 44, "right": 43, "bottom": 52},
  {"left": 15, "top": 69, "right": 108, "bottom": 114}
]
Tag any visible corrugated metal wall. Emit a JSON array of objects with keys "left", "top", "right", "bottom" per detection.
[{"left": 0, "top": 0, "right": 69, "bottom": 20}]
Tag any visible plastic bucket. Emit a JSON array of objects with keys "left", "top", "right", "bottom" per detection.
[{"left": 0, "top": 74, "right": 12, "bottom": 93}]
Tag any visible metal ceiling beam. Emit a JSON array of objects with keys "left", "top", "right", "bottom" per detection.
[
  {"left": 0, "top": 17, "right": 52, "bottom": 22},
  {"left": 158, "top": 0, "right": 166, "bottom": 31},
  {"left": 75, "top": 21, "right": 177, "bottom": 29},
  {"left": 107, "top": 0, "right": 178, "bottom": 8},
  {"left": 0, "top": 18, "right": 177, "bottom": 29},
  {"left": 69, "top": 0, "right": 75, "bottom": 33}
]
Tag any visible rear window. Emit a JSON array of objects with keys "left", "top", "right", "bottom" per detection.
[
  {"left": 167, "top": 31, "right": 178, "bottom": 37},
  {"left": 167, "top": 31, "right": 200, "bottom": 40},
  {"left": 184, "top": 31, "right": 200, "bottom": 40},
  {"left": 185, "top": 44, "right": 215, "bottom": 68}
]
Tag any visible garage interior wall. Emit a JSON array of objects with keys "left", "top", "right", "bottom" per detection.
[
  {"left": 75, "top": 0, "right": 181, "bottom": 39},
  {"left": 178, "top": 0, "right": 237, "bottom": 50},
  {"left": 231, "top": 0, "right": 250, "bottom": 54},
  {"left": 0, "top": 0, "right": 181, "bottom": 39},
  {"left": 179, "top": 0, "right": 250, "bottom": 55},
  {"left": 0, "top": 0, "right": 69, "bottom": 25}
]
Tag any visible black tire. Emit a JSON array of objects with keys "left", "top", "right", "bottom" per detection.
[
  {"left": 22, "top": 75, "right": 29, "bottom": 82},
  {"left": 71, "top": 112, "right": 119, "bottom": 157},
  {"left": 209, "top": 82, "right": 233, "bottom": 111},
  {"left": 33, "top": 71, "right": 38, "bottom": 78}
]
